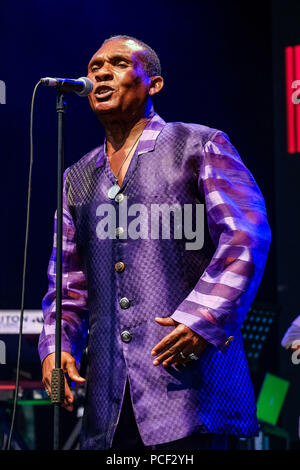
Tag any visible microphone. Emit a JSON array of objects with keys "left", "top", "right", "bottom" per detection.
[{"left": 40, "top": 76, "right": 93, "bottom": 97}]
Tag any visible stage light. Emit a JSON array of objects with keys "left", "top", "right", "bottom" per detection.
[{"left": 285, "top": 45, "right": 300, "bottom": 154}]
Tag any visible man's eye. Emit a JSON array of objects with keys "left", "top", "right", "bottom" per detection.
[
  {"left": 91, "top": 66, "right": 99, "bottom": 72},
  {"left": 116, "top": 62, "right": 128, "bottom": 67}
]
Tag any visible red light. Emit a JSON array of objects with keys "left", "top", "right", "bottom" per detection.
[
  {"left": 285, "top": 45, "right": 300, "bottom": 154},
  {"left": 295, "top": 46, "right": 300, "bottom": 153}
]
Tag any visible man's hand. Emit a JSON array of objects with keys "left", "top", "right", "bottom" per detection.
[
  {"left": 42, "top": 351, "right": 86, "bottom": 412},
  {"left": 151, "top": 317, "right": 208, "bottom": 367}
]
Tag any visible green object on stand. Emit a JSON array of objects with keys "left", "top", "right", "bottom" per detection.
[
  {"left": 255, "top": 373, "right": 290, "bottom": 450},
  {"left": 257, "top": 373, "right": 290, "bottom": 426}
]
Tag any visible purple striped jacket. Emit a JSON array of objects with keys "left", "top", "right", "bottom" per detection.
[{"left": 39, "top": 113, "right": 271, "bottom": 449}]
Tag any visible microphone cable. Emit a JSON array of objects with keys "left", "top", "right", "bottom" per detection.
[{"left": 6, "top": 80, "right": 41, "bottom": 450}]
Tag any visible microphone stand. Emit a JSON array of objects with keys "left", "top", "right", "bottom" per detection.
[{"left": 51, "top": 91, "right": 66, "bottom": 450}]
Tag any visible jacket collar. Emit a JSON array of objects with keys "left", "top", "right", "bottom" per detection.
[{"left": 95, "top": 112, "right": 166, "bottom": 168}]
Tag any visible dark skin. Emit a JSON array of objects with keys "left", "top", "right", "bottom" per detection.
[
  {"left": 42, "top": 39, "right": 208, "bottom": 409},
  {"left": 87, "top": 38, "right": 163, "bottom": 186}
]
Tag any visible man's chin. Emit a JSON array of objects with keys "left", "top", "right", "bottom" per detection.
[{"left": 93, "top": 101, "right": 119, "bottom": 116}]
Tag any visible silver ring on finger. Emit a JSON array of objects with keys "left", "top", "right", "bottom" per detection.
[
  {"left": 179, "top": 351, "right": 187, "bottom": 360},
  {"left": 188, "top": 353, "right": 199, "bottom": 361}
]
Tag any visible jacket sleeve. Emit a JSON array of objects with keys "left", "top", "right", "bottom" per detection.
[
  {"left": 38, "top": 170, "right": 89, "bottom": 366},
  {"left": 171, "top": 131, "right": 271, "bottom": 352}
]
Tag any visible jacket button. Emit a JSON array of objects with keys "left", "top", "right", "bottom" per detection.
[
  {"left": 121, "top": 330, "right": 132, "bottom": 343},
  {"left": 225, "top": 336, "right": 234, "bottom": 347},
  {"left": 120, "top": 297, "right": 130, "bottom": 309},
  {"left": 115, "top": 262, "right": 125, "bottom": 273},
  {"left": 116, "top": 226, "right": 124, "bottom": 238},
  {"left": 115, "top": 193, "right": 124, "bottom": 203}
]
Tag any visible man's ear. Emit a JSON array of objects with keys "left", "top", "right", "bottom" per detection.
[{"left": 149, "top": 76, "right": 164, "bottom": 96}]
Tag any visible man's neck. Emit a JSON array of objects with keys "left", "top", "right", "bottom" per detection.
[{"left": 101, "top": 101, "right": 153, "bottom": 155}]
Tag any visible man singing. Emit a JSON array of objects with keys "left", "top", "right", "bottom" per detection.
[{"left": 39, "top": 35, "right": 271, "bottom": 450}]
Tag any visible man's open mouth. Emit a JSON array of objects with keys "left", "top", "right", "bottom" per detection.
[{"left": 95, "top": 86, "right": 114, "bottom": 101}]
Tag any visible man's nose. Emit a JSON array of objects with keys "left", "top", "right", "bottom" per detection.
[{"left": 95, "top": 65, "right": 113, "bottom": 82}]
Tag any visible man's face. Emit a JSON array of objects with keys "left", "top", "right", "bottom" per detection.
[{"left": 87, "top": 39, "right": 152, "bottom": 118}]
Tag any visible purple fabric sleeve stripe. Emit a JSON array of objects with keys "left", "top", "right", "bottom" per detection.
[
  {"left": 171, "top": 131, "right": 271, "bottom": 350},
  {"left": 193, "top": 279, "right": 243, "bottom": 301},
  {"left": 38, "top": 169, "right": 89, "bottom": 367}
]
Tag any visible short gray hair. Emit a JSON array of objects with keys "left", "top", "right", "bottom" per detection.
[{"left": 102, "top": 35, "right": 161, "bottom": 77}]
